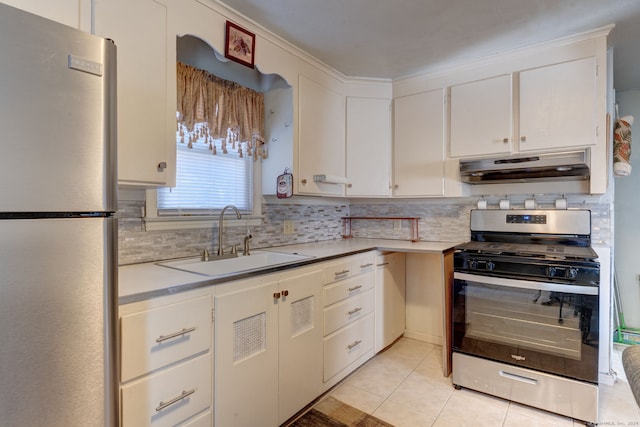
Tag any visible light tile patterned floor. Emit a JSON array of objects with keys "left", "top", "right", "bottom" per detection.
[{"left": 328, "top": 338, "right": 640, "bottom": 426}]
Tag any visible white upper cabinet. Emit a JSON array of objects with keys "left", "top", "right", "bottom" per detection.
[
  {"left": 95, "top": 0, "right": 170, "bottom": 186},
  {"left": 346, "top": 97, "right": 391, "bottom": 197},
  {"left": 297, "top": 74, "right": 346, "bottom": 196},
  {"left": 449, "top": 74, "right": 513, "bottom": 158},
  {"left": 519, "top": 57, "right": 597, "bottom": 152},
  {"left": 2, "top": 0, "right": 89, "bottom": 30},
  {"left": 449, "top": 57, "right": 599, "bottom": 159},
  {"left": 393, "top": 89, "right": 445, "bottom": 197}
]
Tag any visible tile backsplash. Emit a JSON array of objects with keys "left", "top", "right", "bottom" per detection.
[{"left": 117, "top": 193, "right": 612, "bottom": 265}]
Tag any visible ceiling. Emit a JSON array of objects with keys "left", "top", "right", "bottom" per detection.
[{"left": 218, "top": 0, "right": 640, "bottom": 91}]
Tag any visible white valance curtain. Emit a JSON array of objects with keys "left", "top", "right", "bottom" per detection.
[{"left": 176, "top": 61, "right": 266, "bottom": 160}]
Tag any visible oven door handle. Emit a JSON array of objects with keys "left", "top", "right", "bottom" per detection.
[{"left": 454, "top": 272, "right": 598, "bottom": 295}]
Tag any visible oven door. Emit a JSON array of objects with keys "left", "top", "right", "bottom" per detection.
[{"left": 453, "top": 272, "right": 599, "bottom": 383}]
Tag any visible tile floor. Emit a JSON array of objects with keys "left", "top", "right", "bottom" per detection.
[{"left": 327, "top": 338, "right": 640, "bottom": 426}]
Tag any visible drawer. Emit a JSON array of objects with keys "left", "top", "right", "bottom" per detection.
[
  {"left": 324, "top": 271, "right": 374, "bottom": 307},
  {"left": 121, "top": 295, "right": 212, "bottom": 382},
  {"left": 121, "top": 353, "right": 212, "bottom": 427},
  {"left": 352, "top": 252, "right": 376, "bottom": 275},
  {"left": 324, "top": 288, "right": 374, "bottom": 335},
  {"left": 324, "top": 313, "right": 374, "bottom": 381},
  {"left": 323, "top": 259, "right": 353, "bottom": 283},
  {"left": 180, "top": 410, "right": 212, "bottom": 427}
]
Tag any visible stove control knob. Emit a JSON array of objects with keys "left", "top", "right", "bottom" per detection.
[
  {"left": 486, "top": 261, "right": 495, "bottom": 271},
  {"left": 546, "top": 266, "right": 557, "bottom": 277},
  {"left": 469, "top": 260, "right": 478, "bottom": 270},
  {"left": 566, "top": 268, "right": 578, "bottom": 279}
]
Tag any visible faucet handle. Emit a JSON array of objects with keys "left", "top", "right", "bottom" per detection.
[
  {"left": 231, "top": 244, "right": 239, "bottom": 255},
  {"left": 201, "top": 248, "right": 210, "bottom": 261}
]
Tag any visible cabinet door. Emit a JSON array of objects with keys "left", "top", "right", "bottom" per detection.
[
  {"left": 2, "top": 0, "right": 87, "bottom": 29},
  {"left": 298, "top": 74, "right": 345, "bottom": 196},
  {"left": 278, "top": 269, "right": 324, "bottom": 424},
  {"left": 375, "top": 253, "right": 406, "bottom": 352},
  {"left": 519, "top": 57, "right": 597, "bottom": 152},
  {"left": 393, "top": 90, "right": 445, "bottom": 196},
  {"left": 449, "top": 74, "right": 512, "bottom": 157},
  {"left": 215, "top": 280, "right": 279, "bottom": 427},
  {"left": 346, "top": 97, "right": 391, "bottom": 197},
  {"left": 95, "top": 0, "right": 169, "bottom": 185}
]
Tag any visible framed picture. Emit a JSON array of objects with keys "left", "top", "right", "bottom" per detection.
[{"left": 225, "top": 21, "right": 255, "bottom": 68}]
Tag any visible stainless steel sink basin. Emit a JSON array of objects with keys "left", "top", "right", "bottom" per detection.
[{"left": 157, "top": 250, "right": 314, "bottom": 277}]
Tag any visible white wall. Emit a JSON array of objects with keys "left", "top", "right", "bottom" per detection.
[{"left": 613, "top": 89, "right": 640, "bottom": 328}]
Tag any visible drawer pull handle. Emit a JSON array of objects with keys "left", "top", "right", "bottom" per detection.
[
  {"left": 335, "top": 269, "right": 350, "bottom": 276},
  {"left": 499, "top": 370, "right": 538, "bottom": 385},
  {"left": 155, "top": 389, "right": 196, "bottom": 412},
  {"left": 376, "top": 262, "right": 390, "bottom": 267},
  {"left": 347, "top": 307, "right": 362, "bottom": 316},
  {"left": 360, "top": 263, "right": 373, "bottom": 268},
  {"left": 156, "top": 327, "right": 196, "bottom": 343},
  {"left": 347, "top": 340, "right": 362, "bottom": 350},
  {"left": 347, "top": 285, "right": 362, "bottom": 292}
]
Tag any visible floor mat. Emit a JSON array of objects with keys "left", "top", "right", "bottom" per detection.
[{"left": 288, "top": 396, "right": 394, "bottom": 427}]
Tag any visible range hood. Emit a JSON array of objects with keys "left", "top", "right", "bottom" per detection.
[{"left": 459, "top": 150, "right": 590, "bottom": 184}]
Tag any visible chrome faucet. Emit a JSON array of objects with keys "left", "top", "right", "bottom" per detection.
[{"left": 217, "top": 205, "right": 241, "bottom": 256}]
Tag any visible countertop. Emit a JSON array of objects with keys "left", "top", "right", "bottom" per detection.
[{"left": 118, "top": 238, "right": 461, "bottom": 304}]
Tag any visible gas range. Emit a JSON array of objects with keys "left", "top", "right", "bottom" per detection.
[
  {"left": 454, "top": 209, "right": 599, "bottom": 286},
  {"left": 452, "top": 209, "right": 601, "bottom": 424}
]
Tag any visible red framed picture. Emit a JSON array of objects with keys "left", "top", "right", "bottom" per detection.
[{"left": 225, "top": 21, "right": 255, "bottom": 68}]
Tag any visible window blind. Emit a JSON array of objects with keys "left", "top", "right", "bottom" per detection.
[{"left": 157, "top": 132, "right": 253, "bottom": 215}]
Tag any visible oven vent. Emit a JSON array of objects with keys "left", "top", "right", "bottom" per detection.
[{"left": 459, "top": 150, "right": 590, "bottom": 184}]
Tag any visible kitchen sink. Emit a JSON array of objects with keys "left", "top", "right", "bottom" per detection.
[{"left": 157, "top": 250, "right": 314, "bottom": 277}]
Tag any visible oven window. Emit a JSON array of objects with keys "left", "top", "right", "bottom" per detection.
[{"left": 453, "top": 278, "right": 599, "bottom": 383}]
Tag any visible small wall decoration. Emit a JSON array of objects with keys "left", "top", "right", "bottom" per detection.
[{"left": 225, "top": 21, "right": 255, "bottom": 68}]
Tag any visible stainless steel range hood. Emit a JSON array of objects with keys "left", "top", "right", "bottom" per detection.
[{"left": 459, "top": 150, "right": 590, "bottom": 184}]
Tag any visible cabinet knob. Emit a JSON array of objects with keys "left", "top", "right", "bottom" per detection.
[
  {"left": 282, "top": 290, "right": 289, "bottom": 297},
  {"left": 273, "top": 292, "right": 281, "bottom": 299},
  {"left": 502, "top": 138, "right": 509, "bottom": 143},
  {"left": 301, "top": 179, "right": 307, "bottom": 184},
  {"left": 157, "top": 161, "right": 167, "bottom": 172},
  {"left": 520, "top": 136, "right": 527, "bottom": 142}
]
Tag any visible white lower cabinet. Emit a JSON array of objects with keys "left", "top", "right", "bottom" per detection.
[
  {"left": 121, "top": 354, "right": 212, "bottom": 427},
  {"left": 375, "top": 252, "right": 406, "bottom": 352},
  {"left": 119, "top": 291, "right": 213, "bottom": 427},
  {"left": 120, "top": 252, "right": 395, "bottom": 426},
  {"left": 214, "top": 266, "right": 324, "bottom": 426},
  {"left": 322, "top": 252, "right": 376, "bottom": 385}
]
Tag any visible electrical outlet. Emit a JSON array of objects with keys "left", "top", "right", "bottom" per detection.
[
  {"left": 393, "top": 219, "right": 402, "bottom": 231},
  {"left": 283, "top": 220, "right": 294, "bottom": 235}
]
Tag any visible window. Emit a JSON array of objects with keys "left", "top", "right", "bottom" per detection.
[
  {"left": 149, "top": 61, "right": 265, "bottom": 226},
  {"left": 157, "top": 121, "right": 254, "bottom": 215}
]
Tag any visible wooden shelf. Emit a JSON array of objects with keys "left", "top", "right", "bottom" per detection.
[{"left": 341, "top": 216, "right": 421, "bottom": 242}]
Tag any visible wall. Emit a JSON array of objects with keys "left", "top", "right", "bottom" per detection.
[
  {"left": 117, "top": 192, "right": 612, "bottom": 265},
  {"left": 613, "top": 89, "right": 640, "bottom": 327}
]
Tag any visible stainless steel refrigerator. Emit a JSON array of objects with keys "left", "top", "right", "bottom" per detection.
[{"left": 0, "top": 3, "right": 118, "bottom": 426}]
